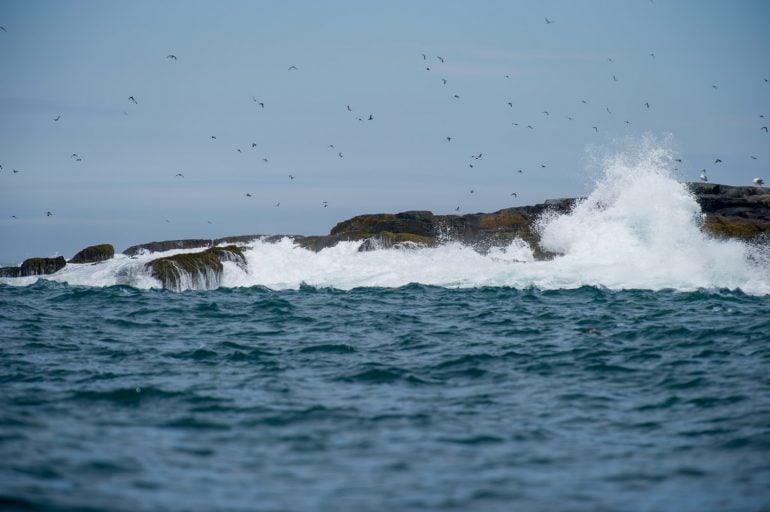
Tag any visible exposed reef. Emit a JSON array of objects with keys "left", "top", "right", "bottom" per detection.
[
  {"left": 69, "top": 244, "right": 115, "bottom": 264},
  {"left": 144, "top": 245, "right": 246, "bottom": 292},
  {"left": 1, "top": 182, "right": 767, "bottom": 291}
]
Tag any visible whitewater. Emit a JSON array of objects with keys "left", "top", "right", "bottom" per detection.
[{"left": 3, "top": 147, "right": 769, "bottom": 295}]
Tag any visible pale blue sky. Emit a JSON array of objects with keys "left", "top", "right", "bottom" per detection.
[{"left": 1, "top": 0, "right": 768, "bottom": 263}]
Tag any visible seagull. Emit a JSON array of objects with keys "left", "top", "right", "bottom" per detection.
[
  {"left": 581, "top": 99, "right": 587, "bottom": 104},
  {"left": 263, "top": 158, "right": 268, "bottom": 163},
  {"left": 645, "top": 102, "right": 650, "bottom": 108},
  {"left": 606, "top": 107, "right": 612, "bottom": 114},
  {"left": 46, "top": 211, "right": 52, "bottom": 217},
  {"left": 526, "top": 125, "right": 534, "bottom": 130},
  {"left": 504, "top": 74, "right": 510, "bottom": 79},
  {"left": 542, "top": 110, "right": 550, "bottom": 116},
  {"left": 53, "top": 115, "right": 61, "bottom": 121},
  {"left": 338, "top": 152, "right": 343, "bottom": 158},
  {"left": 470, "top": 189, "right": 474, "bottom": 194},
  {"left": 699, "top": 170, "right": 708, "bottom": 182},
  {"left": 507, "top": 102, "right": 513, "bottom": 107},
  {"left": 210, "top": 135, "right": 217, "bottom": 140},
  {"left": 322, "top": 201, "right": 328, "bottom": 208},
  {"left": 175, "top": 173, "right": 184, "bottom": 178},
  {"left": 246, "top": 193, "right": 252, "bottom": 197},
  {"left": 714, "top": 158, "right": 722, "bottom": 164},
  {"left": 128, "top": 96, "right": 137, "bottom": 104},
  {"left": 368, "top": 114, "right": 374, "bottom": 120},
  {"left": 592, "top": 126, "right": 598, "bottom": 132},
  {"left": 517, "top": 169, "right": 523, "bottom": 173},
  {"left": 750, "top": 156, "right": 758, "bottom": 160},
  {"left": 70, "top": 153, "right": 79, "bottom": 159},
  {"left": 0, "top": 26, "right": 6, "bottom": 33},
  {"left": 346, "top": 105, "right": 353, "bottom": 111},
  {"left": 712, "top": 84, "right": 718, "bottom": 90},
  {"left": 166, "top": 54, "right": 177, "bottom": 60},
  {"left": 288, "top": 65, "right": 298, "bottom": 71},
  {"left": 237, "top": 148, "right": 242, "bottom": 153},
  {"left": 762, "top": 126, "right": 768, "bottom": 132},
  {"left": 510, "top": 192, "right": 518, "bottom": 197},
  {"left": 442, "top": 78, "right": 447, "bottom": 85},
  {"left": 649, "top": 52, "right": 655, "bottom": 58},
  {"left": 12, "top": 169, "right": 19, "bottom": 173},
  {"left": 421, "top": 53, "right": 427, "bottom": 60},
  {"left": 472, "top": 153, "right": 483, "bottom": 160},
  {"left": 453, "top": 94, "right": 460, "bottom": 99},
  {"left": 545, "top": 17, "right": 554, "bottom": 24},
  {"left": 288, "top": 174, "right": 295, "bottom": 180},
  {"left": 541, "top": 164, "right": 547, "bottom": 168},
  {"left": 251, "top": 143, "right": 257, "bottom": 148},
  {"left": 328, "top": 144, "right": 335, "bottom": 148},
  {"left": 753, "top": 178, "right": 764, "bottom": 186},
  {"left": 455, "top": 206, "right": 460, "bottom": 211},
  {"left": 446, "top": 136, "right": 452, "bottom": 142},
  {"left": 258, "top": 102, "right": 264, "bottom": 108},
  {"left": 274, "top": 202, "right": 280, "bottom": 207},
  {"left": 437, "top": 56, "right": 444, "bottom": 63},
  {"left": 612, "top": 75, "right": 618, "bottom": 82}
]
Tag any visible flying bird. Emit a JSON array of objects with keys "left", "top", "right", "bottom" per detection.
[
  {"left": 606, "top": 107, "right": 612, "bottom": 114},
  {"left": 612, "top": 75, "right": 618, "bottom": 82},
  {"left": 0, "top": 27, "right": 6, "bottom": 33},
  {"left": 455, "top": 206, "right": 460, "bottom": 211},
  {"left": 545, "top": 17, "right": 554, "bottom": 24},
  {"left": 542, "top": 110, "right": 550, "bottom": 116},
  {"left": 753, "top": 178, "right": 764, "bottom": 186},
  {"left": 166, "top": 54, "right": 177, "bottom": 60},
  {"left": 470, "top": 189, "right": 474, "bottom": 194},
  {"left": 510, "top": 192, "right": 518, "bottom": 197},
  {"left": 507, "top": 102, "right": 513, "bottom": 107},
  {"left": 347, "top": 105, "right": 353, "bottom": 111},
  {"left": 421, "top": 53, "right": 427, "bottom": 60},
  {"left": 53, "top": 115, "right": 60, "bottom": 121},
  {"left": 175, "top": 173, "right": 184, "bottom": 178},
  {"left": 472, "top": 153, "right": 483, "bottom": 160},
  {"left": 592, "top": 126, "right": 598, "bottom": 132},
  {"left": 252, "top": 143, "right": 257, "bottom": 148},
  {"left": 714, "top": 158, "right": 722, "bottom": 164},
  {"left": 128, "top": 96, "right": 137, "bottom": 104},
  {"left": 274, "top": 202, "right": 280, "bottom": 207},
  {"left": 288, "top": 65, "right": 298, "bottom": 71},
  {"left": 338, "top": 152, "right": 343, "bottom": 158},
  {"left": 246, "top": 193, "right": 252, "bottom": 197},
  {"left": 437, "top": 56, "right": 444, "bottom": 63},
  {"left": 71, "top": 153, "right": 79, "bottom": 159},
  {"left": 263, "top": 158, "right": 268, "bottom": 163},
  {"left": 750, "top": 156, "right": 758, "bottom": 160},
  {"left": 526, "top": 125, "right": 534, "bottom": 130},
  {"left": 762, "top": 126, "right": 768, "bottom": 132},
  {"left": 210, "top": 135, "right": 217, "bottom": 140},
  {"left": 46, "top": 211, "right": 52, "bottom": 217},
  {"left": 322, "top": 201, "right": 328, "bottom": 208},
  {"left": 442, "top": 78, "right": 447, "bottom": 85},
  {"left": 368, "top": 114, "right": 374, "bottom": 120},
  {"left": 645, "top": 102, "right": 650, "bottom": 108},
  {"left": 453, "top": 94, "right": 460, "bottom": 99},
  {"left": 446, "top": 136, "right": 452, "bottom": 142},
  {"left": 288, "top": 174, "right": 295, "bottom": 180}
]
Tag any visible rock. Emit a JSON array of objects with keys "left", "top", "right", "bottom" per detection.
[
  {"left": 688, "top": 182, "right": 770, "bottom": 241},
  {"left": 0, "top": 267, "right": 21, "bottom": 278},
  {"left": 123, "top": 239, "right": 213, "bottom": 256},
  {"left": 20, "top": 256, "right": 66, "bottom": 276},
  {"left": 69, "top": 244, "right": 115, "bottom": 264},
  {"left": 358, "top": 231, "right": 437, "bottom": 252},
  {"left": 145, "top": 245, "right": 245, "bottom": 291}
]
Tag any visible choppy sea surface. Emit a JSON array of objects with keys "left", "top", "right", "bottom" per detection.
[{"left": 2, "top": 149, "right": 769, "bottom": 510}]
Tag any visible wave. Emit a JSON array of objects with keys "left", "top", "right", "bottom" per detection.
[{"left": 3, "top": 144, "right": 769, "bottom": 294}]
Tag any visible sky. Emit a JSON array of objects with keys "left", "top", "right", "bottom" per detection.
[{"left": 0, "top": 0, "right": 769, "bottom": 263}]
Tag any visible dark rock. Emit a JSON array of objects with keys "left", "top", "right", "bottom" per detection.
[
  {"left": 20, "top": 256, "right": 66, "bottom": 276},
  {"left": 69, "top": 244, "right": 115, "bottom": 264},
  {"left": 145, "top": 245, "right": 245, "bottom": 291},
  {"left": 124, "top": 239, "right": 213, "bottom": 256},
  {"left": 0, "top": 266, "right": 21, "bottom": 278},
  {"left": 358, "top": 231, "right": 437, "bottom": 252}
]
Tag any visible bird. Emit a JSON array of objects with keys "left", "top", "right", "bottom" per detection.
[
  {"left": 346, "top": 105, "right": 353, "bottom": 111},
  {"left": 649, "top": 52, "right": 656, "bottom": 58},
  {"left": 368, "top": 114, "right": 374, "bottom": 120},
  {"left": 175, "top": 173, "right": 184, "bottom": 178},
  {"left": 541, "top": 164, "right": 547, "bottom": 169},
  {"left": 166, "top": 54, "right": 177, "bottom": 60},
  {"left": 288, "top": 174, "right": 295, "bottom": 180},
  {"left": 263, "top": 158, "right": 268, "bottom": 163},
  {"left": 12, "top": 169, "right": 19, "bottom": 173},
  {"left": 545, "top": 17, "right": 554, "bottom": 24},
  {"left": 0, "top": 26, "right": 6, "bottom": 33},
  {"left": 606, "top": 107, "right": 612, "bottom": 114},
  {"left": 470, "top": 189, "right": 474, "bottom": 194},
  {"left": 246, "top": 193, "right": 252, "bottom": 197},
  {"left": 70, "top": 153, "right": 79, "bottom": 159},
  {"left": 542, "top": 110, "right": 550, "bottom": 116},
  {"left": 128, "top": 96, "right": 137, "bottom": 104},
  {"left": 453, "top": 94, "right": 460, "bottom": 99},
  {"left": 288, "top": 65, "right": 298, "bottom": 71},
  {"left": 46, "top": 211, "right": 52, "bottom": 217},
  {"left": 624, "top": 120, "right": 631, "bottom": 125},
  {"left": 714, "top": 158, "right": 722, "bottom": 164},
  {"left": 699, "top": 170, "right": 708, "bottom": 182},
  {"left": 322, "top": 201, "right": 328, "bottom": 208},
  {"left": 421, "top": 53, "right": 427, "bottom": 60},
  {"left": 251, "top": 143, "right": 257, "bottom": 148},
  {"left": 274, "top": 202, "right": 280, "bottom": 207},
  {"left": 11, "top": 215, "right": 16, "bottom": 219},
  {"left": 504, "top": 74, "right": 510, "bottom": 79},
  {"left": 53, "top": 115, "right": 60, "bottom": 121},
  {"left": 446, "top": 136, "right": 452, "bottom": 142},
  {"left": 210, "top": 135, "right": 217, "bottom": 140},
  {"left": 712, "top": 85, "right": 718, "bottom": 90},
  {"left": 517, "top": 169, "right": 523, "bottom": 174},
  {"left": 753, "top": 178, "right": 764, "bottom": 186},
  {"left": 237, "top": 148, "right": 242, "bottom": 153},
  {"left": 762, "top": 126, "right": 768, "bottom": 132},
  {"left": 750, "top": 156, "right": 758, "bottom": 160},
  {"left": 258, "top": 102, "right": 264, "bottom": 108},
  {"left": 442, "top": 78, "right": 447, "bottom": 85},
  {"left": 338, "top": 152, "right": 343, "bottom": 158},
  {"left": 328, "top": 144, "right": 335, "bottom": 149},
  {"left": 472, "top": 153, "right": 483, "bottom": 160},
  {"left": 645, "top": 102, "right": 650, "bottom": 108},
  {"left": 581, "top": 99, "right": 587, "bottom": 104},
  {"left": 437, "top": 56, "right": 444, "bottom": 63},
  {"left": 455, "top": 206, "right": 460, "bottom": 211},
  {"left": 612, "top": 75, "right": 618, "bottom": 82},
  {"left": 511, "top": 192, "right": 518, "bottom": 197},
  {"left": 526, "top": 125, "right": 534, "bottom": 130},
  {"left": 507, "top": 102, "right": 513, "bottom": 108},
  {"left": 592, "top": 126, "right": 598, "bottom": 132}
]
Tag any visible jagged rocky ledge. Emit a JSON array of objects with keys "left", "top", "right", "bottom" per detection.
[{"left": 1, "top": 182, "right": 768, "bottom": 291}]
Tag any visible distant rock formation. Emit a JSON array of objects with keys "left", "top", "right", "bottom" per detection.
[
  {"left": 69, "top": 244, "right": 115, "bottom": 264},
  {"left": 2, "top": 181, "right": 768, "bottom": 291}
]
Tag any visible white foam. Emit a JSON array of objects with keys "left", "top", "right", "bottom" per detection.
[{"left": 3, "top": 143, "right": 768, "bottom": 294}]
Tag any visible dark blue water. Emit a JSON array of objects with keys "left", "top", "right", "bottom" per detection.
[{"left": 1, "top": 281, "right": 769, "bottom": 511}]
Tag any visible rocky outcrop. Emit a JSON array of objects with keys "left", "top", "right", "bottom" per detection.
[
  {"left": 0, "top": 267, "right": 21, "bottom": 278},
  {"left": 145, "top": 245, "right": 246, "bottom": 291},
  {"left": 689, "top": 183, "right": 770, "bottom": 240},
  {"left": 124, "top": 239, "right": 213, "bottom": 256},
  {"left": 20, "top": 257, "right": 66, "bottom": 276},
  {"left": 69, "top": 244, "right": 115, "bottom": 264}
]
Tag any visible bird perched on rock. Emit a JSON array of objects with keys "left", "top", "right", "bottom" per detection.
[
  {"left": 753, "top": 177, "right": 765, "bottom": 186},
  {"left": 699, "top": 170, "right": 708, "bottom": 182}
]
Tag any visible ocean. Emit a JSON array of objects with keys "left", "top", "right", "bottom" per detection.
[{"left": 2, "top": 161, "right": 770, "bottom": 511}]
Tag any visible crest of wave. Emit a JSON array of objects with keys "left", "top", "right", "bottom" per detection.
[{"left": 535, "top": 139, "right": 769, "bottom": 293}]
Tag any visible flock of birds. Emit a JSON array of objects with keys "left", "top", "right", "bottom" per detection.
[{"left": 0, "top": 13, "right": 767, "bottom": 224}]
